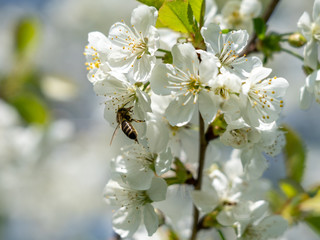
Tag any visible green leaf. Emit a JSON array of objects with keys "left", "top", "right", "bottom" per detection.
[
  {"left": 305, "top": 215, "right": 320, "bottom": 235},
  {"left": 253, "top": 17, "right": 267, "bottom": 39},
  {"left": 279, "top": 179, "right": 304, "bottom": 199},
  {"left": 189, "top": 0, "right": 204, "bottom": 24},
  {"left": 162, "top": 51, "right": 173, "bottom": 64},
  {"left": 282, "top": 125, "right": 306, "bottom": 183},
  {"left": 300, "top": 190, "right": 320, "bottom": 214},
  {"left": 14, "top": 17, "right": 40, "bottom": 56},
  {"left": 10, "top": 94, "right": 50, "bottom": 124},
  {"left": 156, "top": 0, "right": 194, "bottom": 34},
  {"left": 136, "top": 0, "right": 165, "bottom": 9}
]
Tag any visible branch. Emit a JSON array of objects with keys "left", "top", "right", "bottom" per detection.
[
  {"left": 242, "top": 0, "right": 281, "bottom": 56},
  {"left": 189, "top": 113, "right": 208, "bottom": 240}
]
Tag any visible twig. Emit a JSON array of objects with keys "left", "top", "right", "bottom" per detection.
[
  {"left": 189, "top": 113, "right": 208, "bottom": 240},
  {"left": 242, "top": 0, "right": 281, "bottom": 56}
]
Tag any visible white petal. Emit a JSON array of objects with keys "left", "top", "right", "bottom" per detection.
[
  {"left": 145, "top": 115, "right": 170, "bottom": 153},
  {"left": 191, "top": 190, "right": 219, "bottom": 213},
  {"left": 304, "top": 39, "right": 318, "bottom": 69},
  {"left": 198, "top": 91, "right": 217, "bottom": 124},
  {"left": 133, "top": 55, "right": 156, "bottom": 82},
  {"left": 172, "top": 43, "right": 199, "bottom": 75},
  {"left": 131, "top": 5, "right": 158, "bottom": 36},
  {"left": 136, "top": 88, "right": 152, "bottom": 112},
  {"left": 240, "top": 0, "right": 262, "bottom": 17},
  {"left": 217, "top": 210, "right": 236, "bottom": 226},
  {"left": 113, "top": 207, "right": 142, "bottom": 238},
  {"left": 249, "top": 67, "right": 272, "bottom": 83},
  {"left": 313, "top": 0, "right": 320, "bottom": 21},
  {"left": 143, "top": 204, "right": 159, "bottom": 236},
  {"left": 228, "top": 30, "right": 249, "bottom": 52},
  {"left": 256, "top": 215, "right": 288, "bottom": 238},
  {"left": 300, "top": 85, "right": 313, "bottom": 109},
  {"left": 297, "top": 12, "right": 312, "bottom": 39},
  {"left": 241, "top": 149, "right": 268, "bottom": 180},
  {"left": 149, "top": 64, "right": 172, "bottom": 95},
  {"left": 147, "top": 177, "right": 167, "bottom": 202},
  {"left": 250, "top": 200, "right": 268, "bottom": 221},
  {"left": 122, "top": 168, "right": 154, "bottom": 190},
  {"left": 155, "top": 148, "right": 173, "bottom": 175},
  {"left": 201, "top": 23, "right": 223, "bottom": 54},
  {"left": 198, "top": 51, "right": 219, "bottom": 83},
  {"left": 306, "top": 69, "right": 320, "bottom": 89},
  {"left": 165, "top": 95, "right": 196, "bottom": 126}
]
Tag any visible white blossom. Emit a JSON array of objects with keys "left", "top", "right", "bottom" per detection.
[
  {"left": 84, "top": 31, "right": 111, "bottom": 83},
  {"left": 150, "top": 43, "right": 218, "bottom": 126},
  {"left": 104, "top": 177, "right": 167, "bottom": 238},
  {"left": 108, "top": 5, "right": 159, "bottom": 82},
  {"left": 112, "top": 144, "right": 173, "bottom": 190},
  {"left": 300, "top": 69, "right": 320, "bottom": 109},
  {"left": 297, "top": 0, "right": 320, "bottom": 69},
  {"left": 201, "top": 23, "right": 262, "bottom": 77},
  {"left": 240, "top": 67, "right": 289, "bottom": 127},
  {"left": 93, "top": 72, "right": 151, "bottom": 128},
  {"left": 218, "top": 0, "right": 262, "bottom": 34}
]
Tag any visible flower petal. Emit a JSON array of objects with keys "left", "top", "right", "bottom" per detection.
[
  {"left": 300, "top": 85, "right": 313, "bottom": 109},
  {"left": 143, "top": 204, "right": 159, "bottom": 236},
  {"left": 113, "top": 207, "right": 142, "bottom": 238},
  {"left": 201, "top": 23, "right": 223, "bottom": 54},
  {"left": 147, "top": 177, "right": 167, "bottom": 202},
  {"left": 172, "top": 43, "right": 199, "bottom": 75},
  {"left": 150, "top": 63, "right": 172, "bottom": 95},
  {"left": 198, "top": 91, "right": 217, "bottom": 124},
  {"left": 191, "top": 190, "right": 219, "bottom": 213},
  {"left": 313, "top": 0, "right": 320, "bottom": 21},
  {"left": 131, "top": 5, "right": 158, "bottom": 36},
  {"left": 165, "top": 95, "right": 196, "bottom": 126},
  {"left": 304, "top": 38, "right": 318, "bottom": 69},
  {"left": 297, "top": 12, "right": 312, "bottom": 39}
]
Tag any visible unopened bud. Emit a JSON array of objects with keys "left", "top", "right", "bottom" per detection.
[{"left": 288, "top": 32, "right": 307, "bottom": 48}]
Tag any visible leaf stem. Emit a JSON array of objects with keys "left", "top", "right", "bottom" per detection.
[
  {"left": 157, "top": 48, "right": 171, "bottom": 54},
  {"left": 281, "top": 47, "right": 304, "bottom": 61},
  {"left": 190, "top": 113, "right": 208, "bottom": 240},
  {"left": 218, "top": 229, "right": 226, "bottom": 240}
]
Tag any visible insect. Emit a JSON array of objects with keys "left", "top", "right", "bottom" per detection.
[{"left": 110, "top": 106, "right": 144, "bottom": 145}]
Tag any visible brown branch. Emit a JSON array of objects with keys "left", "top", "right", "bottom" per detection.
[
  {"left": 189, "top": 113, "right": 208, "bottom": 240},
  {"left": 242, "top": 0, "right": 281, "bottom": 56}
]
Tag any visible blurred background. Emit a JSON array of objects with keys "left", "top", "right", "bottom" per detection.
[{"left": 0, "top": 0, "right": 319, "bottom": 239}]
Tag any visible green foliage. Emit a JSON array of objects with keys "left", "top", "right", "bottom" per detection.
[
  {"left": 279, "top": 179, "right": 304, "bottom": 199},
  {"left": 136, "top": 0, "right": 165, "bottom": 9},
  {"left": 156, "top": 0, "right": 195, "bottom": 34},
  {"left": 253, "top": 18, "right": 267, "bottom": 40},
  {"left": 205, "top": 112, "right": 227, "bottom": 142},
  {"left": 305, "top": 215, "right": 320, "bottom": 235},
  {"left": 165, "top": 158, "right": 194, "bottom": 185},
  {"left": 14, "top": 17, "right": 40, "bottom": 57},
  {"left": 10, "top": 94, "right": 50, "bottom": 124},
  {"left": 282, "top": 125, "right": 306, "bottom": 183},
  {"left": 189, "top": 0, "right": 205, "bottom": 26},
  {"left": 162, "top": 51, "right": 173, "bottom": 64}
]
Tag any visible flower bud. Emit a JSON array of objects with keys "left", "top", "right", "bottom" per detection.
[{"left": 288, "top": 32, "right": 307, "bottom": 47}]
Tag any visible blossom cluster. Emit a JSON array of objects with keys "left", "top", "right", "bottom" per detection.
[
  {"left": 298, "top": 0, "right": 320, "bottom": 108},
  {"left": 84, "top": 3, "right": 289, "bottom": 239}
]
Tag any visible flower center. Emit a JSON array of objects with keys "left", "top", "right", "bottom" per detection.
[{"left": 312, "top": 22, "right": 320, "bottom": 41}]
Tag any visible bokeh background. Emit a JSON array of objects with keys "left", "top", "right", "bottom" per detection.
[{"left": 0, "top": 0, "right": 319, "bottom": 239}]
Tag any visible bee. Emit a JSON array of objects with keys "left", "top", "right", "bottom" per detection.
[{"left": 110, "top": 106, "right": 144, "bottom": 145}]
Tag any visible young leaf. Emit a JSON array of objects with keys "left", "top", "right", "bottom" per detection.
[
  {"left": 14, "top": 17, "right": 40, "bottom": 57},
  {"left": 253, "top": 17, "right": 267, "bottom": 39},
  {"left": 10, "top": 94, "right": 50, "bottom": 124},
  {"left": 282, "top": 125, "right": 306, "bottom": 183},
  {"left": 189, "top": 0, "right": 204, "bottom": 24},
  {"left": 305, "top": 215, "right": 320, "bottom": 235},
  {"left": 136, "top": 0, "right": 165, "bottom": 9},
  {"left": 156, "top": 0, "right": 194, "bottom": 34}
]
